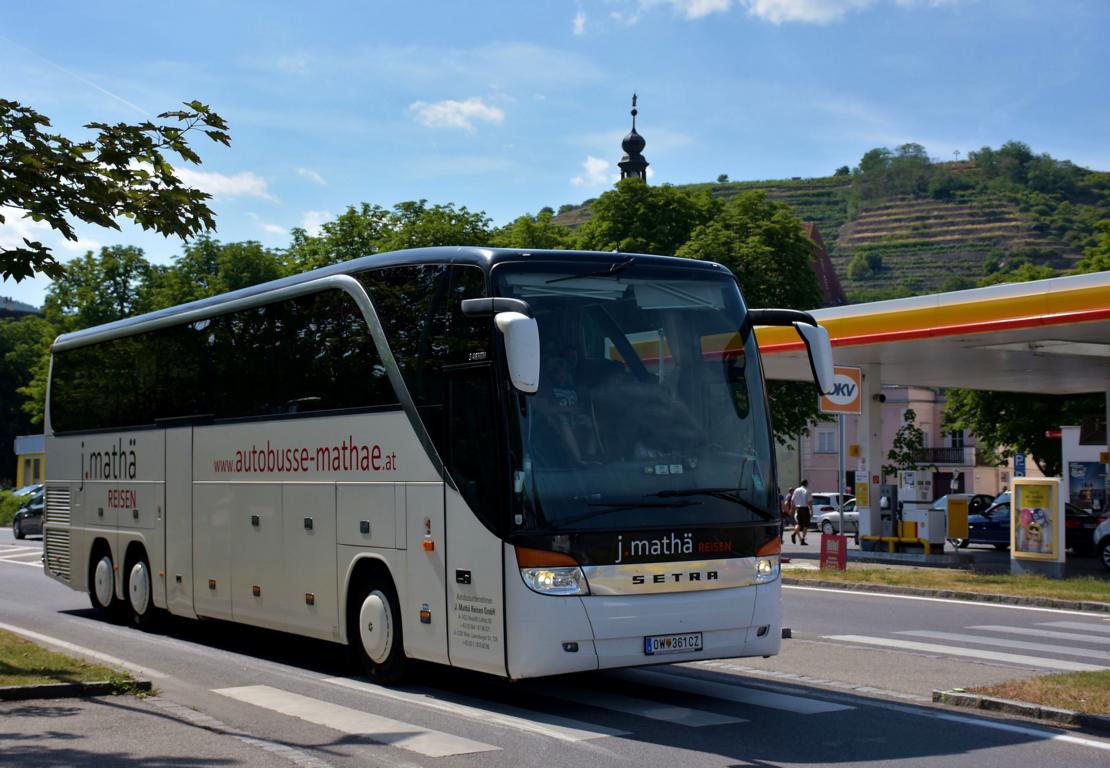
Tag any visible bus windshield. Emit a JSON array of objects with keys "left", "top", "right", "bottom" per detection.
[{"left": 494, "top": 261, "right": 776, "bottom": 534}]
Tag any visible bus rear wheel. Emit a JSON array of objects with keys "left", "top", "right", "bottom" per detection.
[{"left": 350, "top": 581, "right": 407, "bottom": 684}]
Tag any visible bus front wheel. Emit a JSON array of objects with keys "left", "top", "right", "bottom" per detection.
[
  {"left": 89, "top": 548, "right": 122, "bottom": 619},
  {"left": 125, "top": 553, "right": 159, "bottom": 630},
  {"left": 350, "top": 581, "right": 407, "bottom": 684}
]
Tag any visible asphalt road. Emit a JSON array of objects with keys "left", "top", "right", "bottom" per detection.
[{"left": 2, "top": 529, "right": 1109, "bottom": 767}]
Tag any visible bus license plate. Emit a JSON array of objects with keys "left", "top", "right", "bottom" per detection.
[{"left": 644, "top": 632, "right": 703, "bottom": 656}]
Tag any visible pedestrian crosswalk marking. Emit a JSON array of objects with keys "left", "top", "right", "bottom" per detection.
[
  {"left": 899, "top": 630, "right": 1110, "bottom": 663},
  {"left": 968, "top": 624, "right": 1110, "bottom": 646},
  {"left": 540, "top": 683, "right": 745, "bottom": 727},
  {"left": 827, "top": 634, "right": 1106, "bottom": 672},
  {"left": 324, "top": 676, "right": 626, "bottom": 742},
  {"left": 214, "top": 685, "right": 500, "bottom": 757},
  {"left": 1039, "top": 620, "right": 1110, "bottom": 635},
  {"left": 612, "top": 669, "right": 853, "bottom": 714},
  {"left": 0, "top": 546, "right": 43, "bottom": 567}
]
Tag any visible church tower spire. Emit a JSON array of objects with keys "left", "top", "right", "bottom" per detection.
[{"left": 618, "top": 93, "right": 649, "bottom": 181}]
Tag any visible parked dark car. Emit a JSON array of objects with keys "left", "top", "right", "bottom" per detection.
[
  {"left": 951, "top": 496, "right": 1101, "bottom": 554},
  {"left": 12, "top": 488, "right": 44, "bottom": 539}
]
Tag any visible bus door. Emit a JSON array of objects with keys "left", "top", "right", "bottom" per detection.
[
  {"left": 164, "top": 426, "right": 196, "bottom": 618},
  {"left": 443, "top": 363, "right": 507, "bottom": 676}
]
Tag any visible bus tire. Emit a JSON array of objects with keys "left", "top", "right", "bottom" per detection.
[
  {"left": 125, "top": 550, "right": 159, "bottom": 630},
  {"left": 88, "top": 545, "right": 123, "bottom": 620},
  {"left": 349, "top": 579, "right": 407, "bottom": 685}
]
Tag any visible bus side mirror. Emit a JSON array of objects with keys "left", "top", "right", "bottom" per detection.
[
  {"left": 495, "top": 312, "right": 540, "bottom": 394},
  {"left": 793, "top": 322, "right": 835, "bottom": 395}
]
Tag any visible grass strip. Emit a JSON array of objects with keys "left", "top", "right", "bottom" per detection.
[
  {"left": 0, "top": 629, "right": 137, "bottom": 693},
  {"left": 784, "top": 566, "right": 1110, "bottom": 604},
  {"left": 970, "top": 670, "right": 1110, "bottom": 716}
]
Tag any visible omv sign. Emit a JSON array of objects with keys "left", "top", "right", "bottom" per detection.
[{"left": 819, "top": 366, "right": 863, "bottom": 414}]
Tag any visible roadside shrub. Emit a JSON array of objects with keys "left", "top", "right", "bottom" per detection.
[{"left": 0, "top": 492, "right": 23, "bottom": 526}]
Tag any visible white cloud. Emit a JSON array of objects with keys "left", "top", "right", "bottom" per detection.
[
  {"left": 246, "top": 212, "right": 287, "bottom": 236},
  {"left": 296, "top": 167, "right": 327, "bottom": 185},
  {"left": 740, "top": 0, "right": 873, "bottom": 24},
  {"left": 409, "top": 98, "right": 506, "bottom": 133},
  {"left": 573, "top": 10, "right": 587, "bottom": 34},
  {"left": 639, "top": 0, "right": 732, "bottom": 19},
  {"left": 0, "top": 207, "right": 53, "bottom": 253},
  {"left": 571, "top": 156, "right": 616, "bottom": 187},
  {"left": 301, "top": 210, "right": 332, "bottom": 237},
  {"left": 58, "top": 236, "right": 102, "bottom": 252},
  {"left": 175, "top": 168, "right": 275, "bottom": 201}
]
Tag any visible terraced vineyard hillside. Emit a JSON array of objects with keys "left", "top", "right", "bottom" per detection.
[
  {"left": 833, "top": 195, "right": 1081, "bottom": 295},
  {"left": 554, "top": 167, "right": 1093, "bottom": 300}
]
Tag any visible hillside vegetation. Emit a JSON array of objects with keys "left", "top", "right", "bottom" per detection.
[{"left": 556, "top": 141, "right": 1110, "bottom": 300}]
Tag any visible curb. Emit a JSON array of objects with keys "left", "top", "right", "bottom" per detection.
[
  {"left": 782, "top": 577, "right": 1110, "bottom": 613},
  {"left": 0, "top": 679, "right": 153, "bottom": 702},
  {"left": 933, "top": 689, "right": 1110, "bottom": 734}
]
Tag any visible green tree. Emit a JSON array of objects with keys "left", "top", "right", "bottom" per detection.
[
  {"left": 0, "top": 316, "right": 54, "bottom": 483},
  {"left": 1, "top": 99, "right": 229, "bottom": 281},
  {"left": 881, "top": 407, "right": 934, "bottom": 480},
  {"left": 944, "top": 390, "right": 1102, "bottom": 476},
  {"left": 377, "top": 200, "right": 491, "bottom": 252},
  {"left": 574, "top": 178, "right": 718, "bottom": 256},
  {"left": 1075, "top": 219, "right": 1110, "bottom": 273},
  {"left": 284, "top": 200, "right": 491, "bottom": 273},
  {"left": 489, "top": 208, "right": 574, "bottom": 250},
  {"left": 677, "top": 190, "right": 825, "bottom": 442},
  {"left": 42, "top": 245, "right": 153, "bottom": 332},
  {"left": 149, "top": 237, "right": 284, "bottom": 307}
]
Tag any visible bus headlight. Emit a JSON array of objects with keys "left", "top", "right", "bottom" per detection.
[
  {"left": 520, "top": 566, "right": 590, "bottom": 596},
  {"left": 755, "top": 556, "right": 779, "bottom": 583}
]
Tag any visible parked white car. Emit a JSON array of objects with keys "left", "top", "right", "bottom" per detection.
[
  {"left": 1095, "top": 515, "right": 1110, "bottom": 572},
  {"left": 816, "top": 499, "right": 858, "bottom": 534}
]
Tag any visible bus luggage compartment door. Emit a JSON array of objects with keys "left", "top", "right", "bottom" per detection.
[{"left": 404, "top": 482, "right": 448, "bottom": 664}]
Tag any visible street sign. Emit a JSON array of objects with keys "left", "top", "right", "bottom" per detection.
[
  {"left": 1014, "top": 454, "right": 1026, "bottom": 477},
  {"left": 819, "top": 366, "right": 863, "bottom": 415},
  {"left": 820, "top": 534, "right": 848, "bottom": 571}
]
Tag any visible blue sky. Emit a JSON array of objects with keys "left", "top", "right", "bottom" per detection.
[{"left": 2, "top": 0, "right": 1107, "bottom": 308}]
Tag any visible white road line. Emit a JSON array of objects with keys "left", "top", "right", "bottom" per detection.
[
  {"left": 0, "top": 620, "right": 169, "bottom": 680},
  {"left": 0, "top": 546, "right": 40, "bottom": 554},
  {"left": 899, "top": 630, "right": 1110, "bottom": 662},
  {"left": 785, "top": 584, "right": 1100, "bottom": 617},
  {"left": 969, "top": 624, "right": 1110, "bottom": 646},
  {"left": 0, "top": 557, "right": 42, "bottom": 567},
  {"left": 325, "top": 677, "right": 626, "bottom": 742},
  {"left": 541, "top": 684, "right": 745, "bottom": 727},
  {"left": 215, "top": 685, "right": 499, "bottom": 758},
  {"left": 826, "top": 634, "right": 1106, "bottom": 672},
  {"left": 930, "top": 710, "right": 1110, "bottom": 752},
  {"left": 613, "top": 669, "right": 853, "bottom": 714},
  {"left": 1039, "top": 620, "right": 1110, "bottom": 635}
]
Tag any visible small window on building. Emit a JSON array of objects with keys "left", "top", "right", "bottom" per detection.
[
  {"left": 816, "top": 430, "right": 836, "bottom": 453},
  {"left": 32, "top": 458, "right": 41, "bottom": 482},
  {"left": 948, "top": 430, "right": 965, "bottom": 450}
]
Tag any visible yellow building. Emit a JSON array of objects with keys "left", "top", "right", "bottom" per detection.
[{"left": 14, "top": 434, "right": 44, "bottom": 488}]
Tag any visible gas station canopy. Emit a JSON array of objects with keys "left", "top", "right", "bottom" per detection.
[{"left": 756, "top": 270, "right": 1110, "bottom": 395}]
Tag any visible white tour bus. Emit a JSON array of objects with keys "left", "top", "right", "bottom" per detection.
[{"left": 42, "top": 247, "right": 832, "bottom": 682}]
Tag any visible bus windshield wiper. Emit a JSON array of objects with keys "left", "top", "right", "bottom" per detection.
[
  {"left": 647, "top": 488, "right": 774, "bottom": 521},
  {"left": 550, "top": 498, "right": 700, "bottom": 529},
  {"left": 546, "top": 256, "right": 636, "bottom": 284}
]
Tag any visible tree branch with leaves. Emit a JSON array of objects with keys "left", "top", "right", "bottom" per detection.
[{"left": 0, "top": 99, "right": 229, "bottom": 281}]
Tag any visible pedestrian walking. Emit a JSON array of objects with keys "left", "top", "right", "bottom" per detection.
[
  {"left": 791, "top": 480, "right": 812, "bottom": 545},
  {"left": 781, "top": 487, "right": 795, "bottom": 542}
]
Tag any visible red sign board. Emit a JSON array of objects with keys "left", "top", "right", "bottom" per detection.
[{"left": 820, "top": 534, "right": 848, "bottom": 571}]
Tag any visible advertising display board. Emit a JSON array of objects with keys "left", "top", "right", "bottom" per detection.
[
  {"left": 819, "top": 366, "right": 863, "bottom": 415},
  {"left": 1010, "top": 477, "right": 1065, "bottom": 577}
]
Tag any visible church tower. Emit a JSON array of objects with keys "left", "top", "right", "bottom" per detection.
[{"left": 618, "top": 94, "right": 649, "bottom": 181}]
